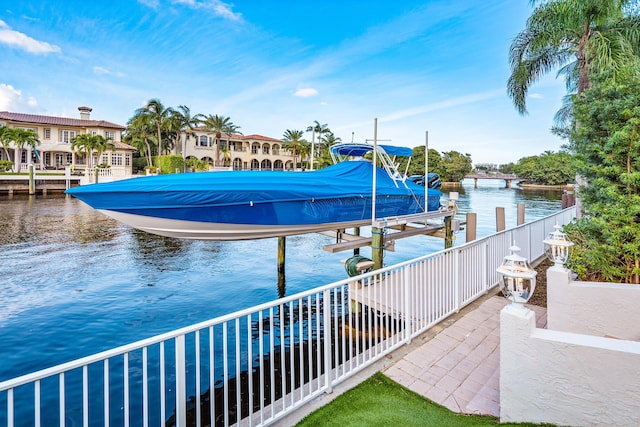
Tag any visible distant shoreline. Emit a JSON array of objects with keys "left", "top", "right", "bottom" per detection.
[
  {"left": 440, "top": 181, "right": 572, "bottom": 191},
  {"left": 518, "top": 183, "right": 572, "bottom": 191}
]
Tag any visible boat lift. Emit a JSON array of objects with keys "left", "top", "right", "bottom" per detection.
[{"left": 321, "top": 119, "right": 459, "bottom": 269}]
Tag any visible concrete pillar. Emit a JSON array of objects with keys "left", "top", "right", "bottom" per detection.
[
  {"left": 13, "top": 149, "right": 20, "bottom": 172},
  {"left": 500, "top": 304, "right": 537, "bottom": 423}
]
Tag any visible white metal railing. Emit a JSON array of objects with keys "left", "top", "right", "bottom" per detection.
[{"left": 0, "top": 207, "right": 576, "bottom": 426}]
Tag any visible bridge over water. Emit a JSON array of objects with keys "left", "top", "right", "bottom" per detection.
[{"left": 464, "top": 173, "right": 527, "bottom": 188}]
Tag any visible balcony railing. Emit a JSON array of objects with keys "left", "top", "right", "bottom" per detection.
[{"left": 0, "top": 207, "right": 576, "bottom": 426}]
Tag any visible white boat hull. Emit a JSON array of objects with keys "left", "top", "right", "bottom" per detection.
[{"left": 101, "top": 210, "right": 373, "bottom": 240}]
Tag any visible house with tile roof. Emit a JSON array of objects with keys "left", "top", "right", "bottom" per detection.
[
  {"left": 179, "top": 129, "right": 297, "bottom": 170},
  {"left": 0, "top": 107, "right": 135, "bottom": 179}
]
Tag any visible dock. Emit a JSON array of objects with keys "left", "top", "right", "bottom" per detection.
[
  {"left": 320, "top": 210, "right": 456, "bottom": 253},
  {"left": 0, "top": 174, "right": 81, "bottom": 195}
]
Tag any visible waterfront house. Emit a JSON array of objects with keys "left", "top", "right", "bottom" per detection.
[
  {"left": 175, "top": 129, "right": 296, "bottom": 170},
  {"left": 0, "top": 107, "right": 134, "bottom": 179}
]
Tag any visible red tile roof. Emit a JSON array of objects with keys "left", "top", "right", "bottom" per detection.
[
  {"left": 111, "top": 141, "right": 137, "bottom": 150},
  {"left": 191, "top": 129, "right": 282, "bottom": 142},
  {"left": 0, "top": 111, "right": 125, "bottom": 130}
]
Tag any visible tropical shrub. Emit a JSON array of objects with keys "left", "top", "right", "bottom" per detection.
[
  {"left": 186, "top": 157, "right": 210, "bottom": 172},
  {"left": 0, "top": 160, "right": 13, "bottom": 171},
  {"left": 565, "top": 66, "right": 640, "bottom": 283}
]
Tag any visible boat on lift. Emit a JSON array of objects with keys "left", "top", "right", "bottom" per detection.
[{"left": 66, "top": 142, "right": 442, "bottom": 240}]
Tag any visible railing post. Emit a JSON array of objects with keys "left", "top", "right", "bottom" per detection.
[
  {"left": 404, "top": 266, "right": 412, "bottom": 344},
  {"left": 175, "top": 335, "right": 186, "bottom": 427},
  {"left": 323, "top": 289, "right": 333, "bottom": 394},
  {"left": 483, "top": 241, "right": 489, "bottom": 293},
  {"left": 454, "top": 249, "right": 461, "bottom": 312}
]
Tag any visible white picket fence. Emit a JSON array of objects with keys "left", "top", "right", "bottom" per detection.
[{"left": 0, "top": 207, "right": 576, "bottom": 427}]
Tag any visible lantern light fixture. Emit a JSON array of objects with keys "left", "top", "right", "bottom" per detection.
[
  {"left": 496, "top": 242, "right": 537, "bottom": 306},
  {"left": 543, "top": 224, "right": 574, "bottom": 269}
]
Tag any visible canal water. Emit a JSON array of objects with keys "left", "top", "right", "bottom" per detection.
[{"left": 0, "top": 179, "right": 563, "bottom": 383}]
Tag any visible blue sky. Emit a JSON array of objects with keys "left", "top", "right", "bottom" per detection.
[{"left": 0, "top": 0, "right": 568, "bottom": 165}]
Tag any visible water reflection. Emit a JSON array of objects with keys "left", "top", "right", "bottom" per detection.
[
  {"left": 0, "top": 184, "right": 562, "bottom": 383},
  {"left": 0, "top": 194, "right": 124, "bottom": 246}
]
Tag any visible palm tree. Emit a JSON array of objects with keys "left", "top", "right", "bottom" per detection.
[
  {"left": 170, "top": 105, "right": 204, "bottom": 158},
  {"left": 124, "top": 112, "right": 156, "bottom": 167},
  {"left": 136, "top": 99, "right": 174, "bottom": 171},
  {"left": 71, "top": 134, "right": 115, "bottom": 169},
  {"left": 318, "top": 132, "right": 342, "bottom": 168},
  {"left": 507, "top": 0, "right": 640, "bottom": 116},
  {"left": 11, "top": 128, "right": 40, "bottom": 170},
  {"left": 202, "top": 115, "right": 240, "bottom": 167},
  {"left": 298, "top": 140, "right": 312, "bottom": 169},
  {"left": 222, "top": 122, "right": 243, "bottom": 167},
  {"left": 306, "top": 120, "right": 330, "bottom": 170},
  {"left": 0, "top": 125, "right": 12, "bottom": 160},
  {"left": 282, "top": 129, "right": 307, "bottom": 170}
]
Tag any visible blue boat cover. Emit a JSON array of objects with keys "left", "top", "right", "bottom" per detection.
[
  {"left": 68, "top": 161, "right": 437, "bottom": 208},
  {"left": 67, "top": 161, "right": 442, "bottom": 227}
]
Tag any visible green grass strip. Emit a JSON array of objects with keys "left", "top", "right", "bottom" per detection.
[{"left": 296, "top": 372, "right": 552, "bottom": 426}]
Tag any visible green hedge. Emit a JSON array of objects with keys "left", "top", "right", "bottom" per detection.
[{"left": 159, "top": 155, "right": 185, "bottom": 174}]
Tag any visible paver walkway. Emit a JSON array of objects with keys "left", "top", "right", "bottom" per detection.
[{"left": 384, "top": 296, "right": 547, "bottom": 417}]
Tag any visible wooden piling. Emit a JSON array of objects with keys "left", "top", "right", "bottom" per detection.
[
  {"left": 517, "top": 203, "right": 525, "bottom": 226},
  {"left": 353, "top": 227, "right": 360, "bottom": 256},
  {"left": 277, "top": 236, "right": 286, "bottom": 276},
  {"left": 466, "top": 212, "right": 477, "bottom": 242},
  {"left": 372, "top": 227, "right": 384, "bottom": 269},
  {"left": 28, "top": 165, "right": 35, "bottom": 195},
  {"left": 277, "top": 236, "right": 286, "bottom": 298},
  {"left": 444, "top": 217, "right": 453, "bottom": 249},
  {"left": 496, "top": 207, "right": 505, "bottom": 232}
]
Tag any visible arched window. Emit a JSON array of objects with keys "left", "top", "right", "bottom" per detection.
[
  {"left": 251, "top": 143, "right": 260, "bottom": 154},
  {"left": 262, "top": 144, "right": 270, "bottom": 155},
  {"left": 274, "top": 160, "right": 284, "bottom": 170},
  {"left": 233, "top": 158, "right": 243, "bottom": 170},
  {"left": 261, "top": 159, "right": 272, "bottom": 170},
  {"left": 285, "top": 161, "right": 294, "bottom": 171},
  {"left": 250, "top": 159, "right": 260, "bottom": 170},
  {"left": 199, "top": 135, "right": 208, "bottom": 146},
  {"left": 273, "top": 144, "right": 280, "bottom": 155}
]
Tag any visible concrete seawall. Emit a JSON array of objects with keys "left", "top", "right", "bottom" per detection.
[{"left": 0, "top": 175, "right": 81, "bottom": 195}]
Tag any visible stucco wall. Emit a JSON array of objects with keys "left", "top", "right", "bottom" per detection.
[
  {"left": 547, "top": 268, "right": 640, "bottom": 340},
  {"left": 500, "top": 304, "right": 640, "bottom": 426}
]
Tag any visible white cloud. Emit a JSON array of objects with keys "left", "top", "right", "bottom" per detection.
[
  {"left": 529, "top": 93, "right": 543, "bottom": 99},
  {"left": 294, "top": 88, "right": 319, "bottom": 98},
  {"left": 171, "top": 0, "right": 242, "bottom": 21},
  {"left": 0, "top": 83, "right": 38, "bottom": 111},
  {"left": 0, "top": 20, "right": 61, "bottom": 55},
  {"left": 380, "top": 89, "right": 504, "bottom": 123},
  {"left": 93, "top": 66, "right": 126, "bottom": 78}
]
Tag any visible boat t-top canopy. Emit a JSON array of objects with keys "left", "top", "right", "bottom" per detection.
[{"left": 329, "top": 143, "right": 413, "bottom": 158}]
